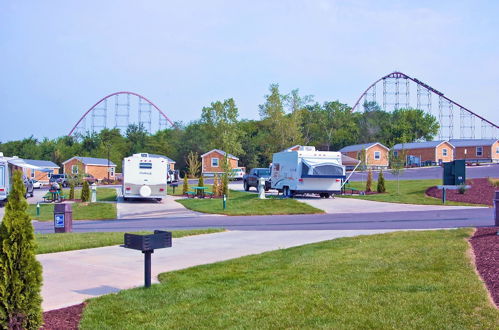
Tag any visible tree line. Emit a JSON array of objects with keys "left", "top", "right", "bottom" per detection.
[{"left": 0, "top": 84, "right": 439, "bottom": 173}]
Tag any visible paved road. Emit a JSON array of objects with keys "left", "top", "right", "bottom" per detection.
[{"left": 33, "top": 207, "right": 494, "bottom": 233}]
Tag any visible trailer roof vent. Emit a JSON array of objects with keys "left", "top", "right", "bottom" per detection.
[{"left": 299, "top": 146, "right": 316, "bottom": 152}]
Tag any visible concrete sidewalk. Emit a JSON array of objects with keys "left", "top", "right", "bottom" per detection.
[{"left": 38, "top": 229, "right": 397, "bottom": 311}]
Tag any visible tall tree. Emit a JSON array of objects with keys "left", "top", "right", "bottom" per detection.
[
  {"left": 0, "top": 171, "right": 43, "bottom": 329},
  {"left": 201, "top": 98, "right": 242, "bottom": 155},
  {"left": 125, "top": 123, "right": 148, "bottom": 155}
]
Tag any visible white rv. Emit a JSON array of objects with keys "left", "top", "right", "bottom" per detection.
[
  {"left": 0, "top": 155, "right": 10, "bottom": 205},
  {"left": 271, "top": 146, "right": 345, "bottom": 198},
  {"left": 122, "top": 153, "right": 169, "bottom": 201}
]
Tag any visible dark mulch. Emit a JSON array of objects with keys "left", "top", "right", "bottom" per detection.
[
  {"left": 426, "top": 178, "right": 496, "bottom": 205},
  {"left": 42, "top": 303, "right": 85, "bottom": 330},
  {"left": 470, "top": 227, "right": 499, "bottom": 307}
]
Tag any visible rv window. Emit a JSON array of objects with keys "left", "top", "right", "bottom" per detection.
[
  {"left": 0, "top": 166, "right": 4, "bottom": 186},
  {"left": 302, "top": 163, "right": 310, "bottom": 176},
  {"left": 313, "top": 165, "right": 343, "bottom": 176},
  {"left": 139, "top": 163, "right": 152, "bottom": 169}
]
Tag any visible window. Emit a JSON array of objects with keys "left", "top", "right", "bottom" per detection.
[
  {"left": 211, "top": 158, "right": 219, "bottom": 167},
  {"left": 374, "top": 151, "right": 381, "bottom": 160},
  {"left": 30, "top": 171, "right": 35, "bottom": 178},
  {"left": 47, "top": 172, "right": 51, "bottom": 178},
  {"left": 71, "top": 165, "right": 79, "bottom": 174},
  {"left": 139, "top": 162, "right": 152, "bottom": 169},
  {"left": 393, "top": 151, "right": 398, "bottom": 157},
  {"left": 476, "top": 146, "right": 483, "bottom": 156},
  {"left": 109, "top": 167, "right": 115, "bottom": 176},
  {"left": 0, "top": 165, "right": 4, "bottom": 186},
  {"left": 496, "top": 147, "right": 499, "bottom": 154},
  {"left": 442, "top": 148, "right": 448, "bottom": 156}
]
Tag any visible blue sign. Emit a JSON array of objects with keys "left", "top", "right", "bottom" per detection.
[{"left": 54, "top": 214, "right": 64, "bottom": 228}]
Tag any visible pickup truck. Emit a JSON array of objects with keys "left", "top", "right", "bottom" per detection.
[{"left": 243, "top": 168, "right": 271, "bottom": 191}]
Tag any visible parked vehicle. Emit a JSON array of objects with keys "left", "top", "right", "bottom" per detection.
[
  {"left": 243, "top": 168, "right": 271, "bottom": 191},
  {"left": 122, "top": 153, "right": 169, "bottom": 201},
  {"left": 271, "top": 146, "right": 345, "bottom": 198},
  {"left": 230, "top": 167, "right": 245, "bottom": 180},
  {"left": 31, "top": 179, "right": 43, "bottom": 189},
  {"left": 49, "top": 174, "right": 69, "bottom": 187}
]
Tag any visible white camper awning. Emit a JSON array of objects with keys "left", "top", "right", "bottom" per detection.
[{"left": 7, "top": 159, "right": 54, "bottom": 172}]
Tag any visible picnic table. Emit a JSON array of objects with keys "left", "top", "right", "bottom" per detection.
[
  {"left": 43, "top": 190, "right": 65, "bottom": 203},
  {"left": 192, "top": 186, "right": 207, "bottom": 198}
]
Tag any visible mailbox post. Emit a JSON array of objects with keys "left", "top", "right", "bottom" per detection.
[
  {"left": 54, "top": 203, "right": 73, "bottom": 233},
  {"left": 90, "top": 183, "right": 97, "bottom": 203},
  {"left": 258, "top": 177, "right": 266, "bottom": 199},
  {"left": 123, "top": 230, "right": 172, "bottom": 288}
]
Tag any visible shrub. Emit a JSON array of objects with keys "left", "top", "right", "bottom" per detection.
[
  {"left": 81, "top": 181, "right": 90, "bottom": 202},
  {"left": 0, "top": 171, "right": 43, "bottom": 329},
  {"left": 366, "top": 170, "right": 373, "bottom": 193},
  {"left": 198, "top": 175, "right": 204, "bottom": 187},
  {"left": 458, "top": 184, "right": 467, "bottom": 194},
  {"left": 221, "top": 172, "right": 229, "bottom": 197},
  {"left": 182, "top": 174, "right": 189, "bottom": 195},
  {"left": 69, "top": 182, "right": 75, "bottom": 200},
  {"left": 377, "top": 170, "right": 386, "bottom": 193},
  {"left": 212, "top": 175, "right": 220, "bottom": 197},
  {"left": 488, "top": 177, "right": 499, "bottom": 188}
]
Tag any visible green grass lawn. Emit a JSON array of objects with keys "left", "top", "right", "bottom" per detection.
[
  {"left": 177, "top": 189, "right": 323, "bottom": 215},
  {"left": 35, "top": 229, "right": 224, "bottom": 254},
  {"left": 28, "top": 202, "right": 116, "bottom": 221},
  {"left": 343, "top": 179, "right": 484, "bottom": 206},
  {"left": 80, "top": 229, "right": 499, "bottom": 329},
  {"left": 60, "top": 187, "right": 117, "bottom": 201}
]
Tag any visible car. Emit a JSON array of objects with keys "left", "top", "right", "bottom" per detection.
[
  {"left": 49, "top": 174, "right": 69, "bottom": 187},
  {"left": 230, "top": 168, "right": 245, "bottom": 180},
  {"left": 23, "top": 175, "right": 34, "bottom": 198},
  {"left": 243, "top": 168, "right": 271, "bottom": 191},
  {"left": 31, "top": 179, "right": 43, "bottom": 189}
]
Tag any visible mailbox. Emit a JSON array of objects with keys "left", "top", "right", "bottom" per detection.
[
  {"left": 124, "top": 230, "right": 172, "bottom": 251},
  {"left": 123, "top": 230, "right": 172, "bottom": 288},
  {"left": 54, "top": 203, "right": 72, "bottom": 233}
]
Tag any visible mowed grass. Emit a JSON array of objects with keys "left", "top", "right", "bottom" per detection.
[
  {"left": 28, "top": 203, "right": 116, "bottom": 221},
  {"left": 177, "top": 189, "right": 323, "bottom": 215},
  {"left": 61, "top": 187, "right": 117, "bottom": 201},
  {"left": 80, "top": 229, "right": 499, "bottom": 329},
  {"left": 343, "top": 179, "right": 482, "bottom": 206},
  {"left": 35, "top": 228, "right": 224, "bottom": 254}
]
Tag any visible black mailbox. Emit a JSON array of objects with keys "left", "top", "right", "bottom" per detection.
[
  {"left": 124, "top": 230, "right": 172, "bottom": 251},
  {"left": 123, "top": 230, "right": 173, "bottom": 288}
]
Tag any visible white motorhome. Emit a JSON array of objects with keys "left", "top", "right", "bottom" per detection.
[
  {"left": 122, "top": 153, "right": 168, "bottom": 201},
  {"left": 0, "top": 154, "right": 10, "bottom": 205},
  {"left": 271, "top": 146, "right": 345, "bottom": 198}
]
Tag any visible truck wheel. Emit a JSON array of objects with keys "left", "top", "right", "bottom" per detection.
[
  {"left": 283, "top": 186, "right": 293, "bottom": 198},
  {"left": 323, "top": 193, "right": 330, "bottom": 198},
  {"left": 243, "top": 181, "right": 249, "bottom": 191}
]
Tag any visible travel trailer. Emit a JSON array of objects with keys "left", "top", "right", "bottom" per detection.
[
  {"left": 271, "top": 146, "right": 346, "bottom": 198},
  {"left": 0, "top": 154, "right": 10, "bottom": 206},
  {"left": 122, "top": 153, "right": 169, "bottom": 201}
]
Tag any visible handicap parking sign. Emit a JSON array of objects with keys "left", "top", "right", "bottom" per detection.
[{"left": 54, "top": 214, "right": 65, "bottom": 228}]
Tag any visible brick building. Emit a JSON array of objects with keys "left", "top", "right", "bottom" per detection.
[
  {"left": 62, "top": 156, "right": 116, "bottom": 181},
  {"left": 449, "top": 139, "right": 499, "bottom": 163},
  {"left": 391, "top": 141, "right": 454, "bottom": 165},
  {"left": 201, "top": 149, "right": 239, "bottom": 176},
  {"left": 339, "top": 142, "right": 389, "bottom": 169}
]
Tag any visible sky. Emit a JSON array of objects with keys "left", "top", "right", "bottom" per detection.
[{"left": 1, "top": 0, "right": 498, "bottom": 141}]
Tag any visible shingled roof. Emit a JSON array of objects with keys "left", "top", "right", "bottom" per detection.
[
  {"left": 62, "top": 156, "right": 116, "bottom": 166},
  {"left": 339, "top": 142, "right": 388, "bottom": 153}
]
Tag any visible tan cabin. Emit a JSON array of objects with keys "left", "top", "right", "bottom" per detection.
[
  {"left": 62, "top": 156, "right": 116, "bottom": 181},
  {"left": 22, "top": 159, "right": 60, "bottom": 183},
  {"left": 449, "top": 139, "right": 499, "bottom": 163},
  {"left": 201, "top": 149, "right": 239, "bottom": 176},
  {"left": 339, "top": 142, "right": 389, "bottom": 169},
  {"left": 392, "top": 141, "right": 454, "bottom": 166}
]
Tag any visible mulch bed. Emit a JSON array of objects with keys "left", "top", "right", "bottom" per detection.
[
  {"left": 426, "top": 178, "right": 497, "bottom": 205},
  {"left": 470, "top": 227, "right": 499, "bottom": 307},
  {"left": 42, "top": 303, "right": 85, "bottom": 329}
]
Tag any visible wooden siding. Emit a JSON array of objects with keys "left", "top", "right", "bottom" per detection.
[{"left": 202, "top": 151, "right": 238, "bottom": 174}]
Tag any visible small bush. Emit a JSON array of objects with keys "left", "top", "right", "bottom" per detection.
[
  {"left": 182, "top": 174, "right": 189, "bottom": 195},
  {"left": 458, "top": 185, "right": 467, "bottom": 194},
  {"left": 221, "top": 173, "right": 229, "bottom": 197},
  {"left": 69, "top": 182, "right": 75, "bottom": 200},
  {"left": 366, "top": 170, "right": 373, "bottom": 193},
  {"left": 198, "top": 175, "right": 204, "bottom": 187},
  {"left": 212, "top": 175, "right": 220, "bottom": 197},
  {"left": 377, "top": 170, "right": 386, "bottom": 193},
  {"left": 488, "top": 177, "right": 499, "bottom": 188},
  {"left": 81, "top": 181, "right": 90, "bottom": 202}
]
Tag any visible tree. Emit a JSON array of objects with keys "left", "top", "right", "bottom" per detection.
[
  {"left": 197, "top": 175, "right": 205, "bottom": 198},
  {"left": 357, "top": 148, "right": 368, "bottom": 187},
  {"left": 220, "top": 154, "right": 230, "bottom": 197},
  {"left": 389, "top": 149, "right": 406, "bottom": 194},
  {"left": 125, "top": 123, "right": 148, "bottom": 155},
  {"left": 81, "top": 181, "right": 90, "bottom": 202},
  {"left": 182, "top": 174, "right": 189, "bottom": 195},
  {"left": 366, "top": 169, "right": 373, "bottom": 193},
  {"left": 186, "top": 151, "right": 201, "bottom": 179},
  {"left": 201, "top": 98, "right": 242, "bottom": 156},
  {"left": 0, "top": 171, "right": 43, "bottom": 329},
  {"left": 377, "top": 170, "right": 386, "bottom": 193},
  {"left": 388, "top": 108, "right": 439, "bottom": 145},
  {"left": 212, "top": 175, "right": 220, "bottom": 197},
  {"left": 69, "top": 182, "right": 75, "bottom": 200}
]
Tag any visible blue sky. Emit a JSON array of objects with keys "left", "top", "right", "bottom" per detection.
[{"left": 1, "top": 1, "right": 498, "bottom": 141}]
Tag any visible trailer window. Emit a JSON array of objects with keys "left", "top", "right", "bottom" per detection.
[
  {"left": 139, "top": 163, "right": 152, "bottom": 169},
  {"left": 0, "top": 165, "right": 4, "bottom": 186},
  {"left": 302, "top": 162, "right": 343, "bottom": 177}
]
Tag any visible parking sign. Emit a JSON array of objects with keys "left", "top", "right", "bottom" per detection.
[{"left": 54, "top": 214, "right": 64, "bottom": 228}]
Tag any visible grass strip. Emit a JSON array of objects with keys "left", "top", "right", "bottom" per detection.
[
  {"left": 29, "top": 202, "right": 117, "bottom": 221},
  {"left": 343, "top": 179, "right": 483, "bottom": 206},
  {"left": 35, "top": 228, "right": 225, "bottom": 254},
  {"left": 60, "top": 188, "right": 117, "bottom": 201},
  {"left": 177, "top": 189, "right": 323, "bottom": 215},
  {"left": 80, "top": 229, "right": 499, "bottom": 329}
]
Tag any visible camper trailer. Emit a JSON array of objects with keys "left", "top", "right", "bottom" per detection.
[
  {"left": 122, "top": 153, "right": 169, "bottom": 201},
  {"left": 271, "top": 146, "right": 345, "bottom": 198},
  {"left": 0, "top": 155, "right": 10, "bottom": 206},
  {"left": 0, "top": 154, "right": 40, "bottom": 205}
]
